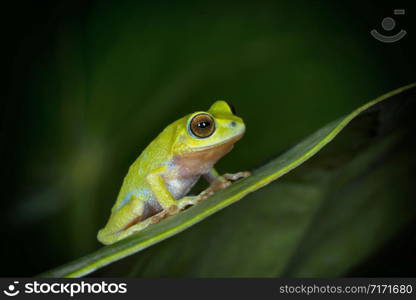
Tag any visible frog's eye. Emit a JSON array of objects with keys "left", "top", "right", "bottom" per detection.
[{"left": 189, "top": 113, "right": 216, "bottom": 138}]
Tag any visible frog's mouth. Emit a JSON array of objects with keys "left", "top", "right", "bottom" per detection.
[
  {"left": 175, "top": 133, "right": 244, "bottom": 170},
  {"left": 192, "top": 132, "right": 244, "bottom": 152}
]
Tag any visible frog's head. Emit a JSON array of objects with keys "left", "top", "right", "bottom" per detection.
[{"left": 173, "top": 100, "right": 245, "bottom": 155}]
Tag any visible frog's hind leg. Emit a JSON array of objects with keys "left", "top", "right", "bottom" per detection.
[
  {"left": 111, "top": 213, "right": 159, "bottom": 243},
  {"left": 97, "top": 194, "right": 148, "bottom": 244}
]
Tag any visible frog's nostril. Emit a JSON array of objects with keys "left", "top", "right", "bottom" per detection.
[{"left": 230, "top": 121, "right": 237, "bottom": 127}]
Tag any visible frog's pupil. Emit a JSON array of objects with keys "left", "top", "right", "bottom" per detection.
[{"left": 198, "top": 121, "right": 210, "bottom": 128}]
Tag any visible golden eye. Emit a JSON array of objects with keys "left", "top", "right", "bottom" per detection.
[{"left": 189, "top": 113, "right": 215, "bottom": 138}]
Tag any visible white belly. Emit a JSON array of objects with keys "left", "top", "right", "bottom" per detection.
[{"left": 164, "top": 175, "right": 200, "bottom": 200}]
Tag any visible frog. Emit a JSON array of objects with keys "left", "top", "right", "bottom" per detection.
[{"left": 97, "top": 100, "right": 250, "bottom": 245}]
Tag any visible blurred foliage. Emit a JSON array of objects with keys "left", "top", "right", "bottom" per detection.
[{"left": 1, "top": 0, "right": 415, "bottom": 276}]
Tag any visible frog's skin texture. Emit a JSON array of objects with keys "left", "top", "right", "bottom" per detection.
[{"left": 97, "top": 101, "right": 249, "bottom": 245}]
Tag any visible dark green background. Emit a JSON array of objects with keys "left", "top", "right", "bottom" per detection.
[{"left": 1, "top": 0, "right": 415, "bottom": 276}]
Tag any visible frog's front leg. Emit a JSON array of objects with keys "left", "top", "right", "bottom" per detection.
[
  {"left": 146, "top": 167, "right": 211, "bottom": 213},
  {"left": 200, "top": 168, "right": 251, "bottom": 200},
  {"left": 145, "top": 167, "right": 214, "bottom": 221}
]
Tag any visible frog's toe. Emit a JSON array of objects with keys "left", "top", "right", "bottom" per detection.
[
  {"left": 199, "top": 189, "right": 215, "bottom": 200},
  {"left": 223, "top": 171, "right": 251, "bottom": 181},
  {"left": 177, "top": 196, "right": 200, "bottom": 210},
  {"left": 149, "top": 208, "right": 174, "bottom": 224}
]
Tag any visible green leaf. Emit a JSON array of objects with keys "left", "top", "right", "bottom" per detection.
[
  {"left": 127, "top": 86, "right": 416, "bottom": 277},
  {"left": 39, "top": 83, "right": 416, "bottom": 277}
]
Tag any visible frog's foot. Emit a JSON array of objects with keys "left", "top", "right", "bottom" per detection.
[
  {"left": 199, "top": 179, "right": 230, "bottom": 200},
  {"left": 149, "top": 172, "right": 252, "bottom": 222},
  {"left": 143, "top": 196, "right": 201, "bottom": 226},
  {"left": 109, "top": 216, "right": 158, "bottom": 244},
  {"left": 148, "top": 204, "right": 180, "bottom": 224},
  {"left": 199, "top": 171, "right": 251, "bottom": 200}
]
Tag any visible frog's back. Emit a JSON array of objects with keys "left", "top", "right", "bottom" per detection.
[{"left": 111, "top": 124, "right": 177, "bottom": 212}]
